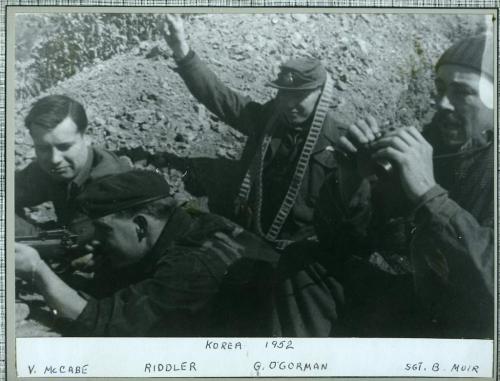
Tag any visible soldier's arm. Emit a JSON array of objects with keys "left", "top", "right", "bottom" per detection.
[
  {"left": 72, "top": 250, "right": 224, "bottom": 336},
  {"left": 412, "top": 185, "right": 494, "bottom": 297},
  {"left": 410, "top": 184, "right": 494, "bottom": 338},
  {"left": 163, "top": 14, "right": 258, "bottom": 134},
  {"left": 15, "top": 243, "right": 87, "bottom": 320},
  {"left": 314, "top": 116, "right": 379, "bottom": 255}
]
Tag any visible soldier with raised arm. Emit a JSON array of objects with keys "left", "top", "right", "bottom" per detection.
[{"left": 162, "top": 15, "right": 345, "bottom": 250}]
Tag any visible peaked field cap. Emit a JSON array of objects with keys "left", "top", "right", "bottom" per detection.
[
  {"left": 436, "top": 33, "right": 493, "bottom": 79},
  {"left": 76, "top": 170, "right": 170, "bottom": 219},
  {"left": 268, "top": 57, "right": 327, "bottom": 90}
]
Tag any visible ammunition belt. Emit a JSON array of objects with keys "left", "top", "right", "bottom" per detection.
[{"left": 236, "top": 74, "right": 333, "bottom": 249}]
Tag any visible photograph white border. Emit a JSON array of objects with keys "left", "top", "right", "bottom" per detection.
[{"left": 4, "top": 2, "right": 499, "bottom": 380}]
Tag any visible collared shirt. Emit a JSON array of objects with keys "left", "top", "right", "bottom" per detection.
[{"left": 16, "top": 146, "right": 131, "bottom": 226}]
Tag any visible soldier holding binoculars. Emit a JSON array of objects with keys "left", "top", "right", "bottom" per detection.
[{"left": 315, "top": 34, "right": 494, "bottom": 339}]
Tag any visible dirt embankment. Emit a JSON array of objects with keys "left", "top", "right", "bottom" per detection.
[{"left": 16, "top": 12, "right": 484, "bottom": 172}]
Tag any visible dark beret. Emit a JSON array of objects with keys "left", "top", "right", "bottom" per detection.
[
  {"left": 436, "top": 33, "right": 493, "bottom": 79},
  {"left": 268, "top": 57, "right": 327, "bottom": 91},
  {"left": 76, "top": 170, "right": 170, "bottom": 219}
]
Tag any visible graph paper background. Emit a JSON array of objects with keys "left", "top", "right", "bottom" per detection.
[{"left": 1, "top": 1, "right": 498, "bottom": 380}]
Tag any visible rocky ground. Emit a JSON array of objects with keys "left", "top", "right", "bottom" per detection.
[
  {"left": 16, "top": 13, "right": 485, "bottom": 167},
  {"left": 14, "top": 11, "right": 485, "bottom": 336}
]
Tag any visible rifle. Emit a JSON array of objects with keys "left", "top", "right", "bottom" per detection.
[{"left": 16, "top": 229, "right": 80, "bottom": 260}]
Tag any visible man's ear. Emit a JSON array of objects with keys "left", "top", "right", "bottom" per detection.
[{"left": 133, "top": 215, "right": 148, "bottom": 242}]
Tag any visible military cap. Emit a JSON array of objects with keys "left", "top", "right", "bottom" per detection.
[
  {"left": 436, "top": 33, "right": 493, "bottom": 79},
  {"left": 76, "top": 170, "right": 170, "bottom": 219},
  {"left": 268, "top": 57, "right": 327, "bottom": 91}
]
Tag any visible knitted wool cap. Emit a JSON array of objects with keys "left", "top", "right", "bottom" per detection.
[
  {"left": 268, "top": 57, "right": 327, "bottom": 90},
  {"left": 76, "top": 170, "right": 170, "bottom": 219},
  {"left": 436, "top": 33, "right": 493, "bottom": 78}
]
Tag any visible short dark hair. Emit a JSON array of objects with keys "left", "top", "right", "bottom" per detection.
[
  {"left": 25, "top": 94, "right": 88, "bottom": 133},
  {"left": 114, "top": 197, "right": 178, "bottom": 221}
]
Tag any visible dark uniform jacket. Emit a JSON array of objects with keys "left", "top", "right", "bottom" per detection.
[
  {"left": 315, "top": 123, "right": 494, "bottom": 339},
  {"left": 16, "top": 146, "right": 131, "bottom": 227},
  {"left": 175, "top": 51, "right": 343, "bottom": 241},
  {"left": 411, "top": 126, "right": 494, "bottom": 339},
  {"left": 73, "top": 208, "right": 280, "bottom": 337},
  {"left": 72, "top": 207, "right": 343, "bottom": 337}
]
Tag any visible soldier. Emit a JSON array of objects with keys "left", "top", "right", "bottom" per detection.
[
  {"left": 16, "top": 169, "right": 346, "bottom": 337},
  {"left": 15, "top": 170, "right": 281, "bottom": 336},
  {"left": 315, "top": 34, "right": 494, "bottom": 338},
  {"left": 15, "top": 95, "right": 131, "bottom": 233},
  {"left": 162, "top": 15, "right": 344, "bottom": 250}
]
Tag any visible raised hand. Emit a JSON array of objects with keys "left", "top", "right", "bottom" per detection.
[{"left": 162, "top": 14, "right": 190, "bottom": 60}]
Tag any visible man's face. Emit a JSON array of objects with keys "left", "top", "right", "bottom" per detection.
[
  {"left": 434, "top": 64, "right": 493, "bottom": 149},
  {"left": 30, "top": 116, "right": 88, "bottom": 182},
  {"left": 93, "top": 214, "right": 147, "bottom": 268},
  {"left": 277, "top": 88, "right": 321, "bottom": 125}
]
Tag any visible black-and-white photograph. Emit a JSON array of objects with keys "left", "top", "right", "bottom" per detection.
[{"left": 12, "top": 8, "right": 494, "bottom": 348}]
